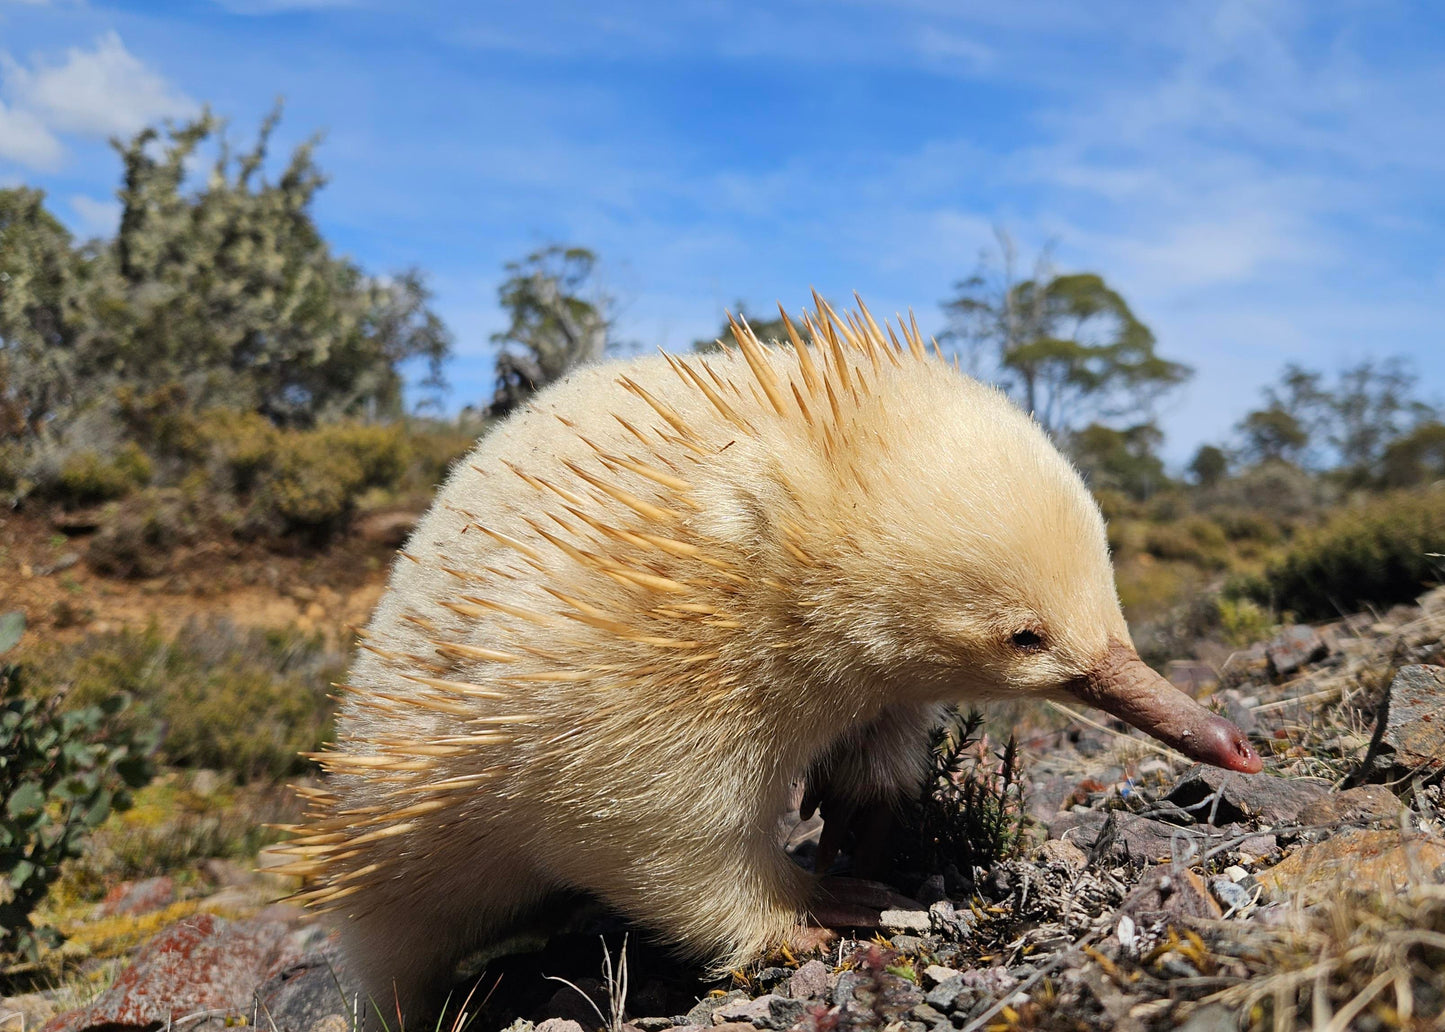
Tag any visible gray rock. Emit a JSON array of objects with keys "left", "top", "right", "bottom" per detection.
[
  {"left": 832, "top": 971, "right": 863, "bottom": 1008},
  {"left": 1050, "top": 810, "right": 1207, "bottom": 862},
  {"left": 928, "top": 900, "right": 976, "bottom": 937},
  {"left": 1383, "top": 666, "right": 1445, "bottom": 773},
  {"left": 712, "top": 994, "right": 804, "bottom": 1029},
  {"left": 1266, "top": 625, "right": 1328, "bottom": 678},
  {"left": 920, "top": 965, "right": 960, "bottom": 988},
  {"left": 1166, "top": 765, "right": 1329, "bottom": 827},
  {"left": 891, "top": 934, "right": 924, "bottom": 954},
  {"left": 880, "top": 909, "right": 932, "bottom": 932},
  {"left": 923, "top": 975, "right": 965, "bottom": 1010},
  {"left": 1209, "top": 876, "right": 1255, "bottom": 914},
  {"left": 255, "top": 952, "right": 355, "bottom": 1032},
  {"left": 685, "top": 991, "right": 748, "bottom": 1028},
  {"left": 787, "top": 959, "right": 830, "bottom": 1000},
  {"left": 1175, "top": 1003, "right": 1242, "bottom": 1032},
  {"left": 631, "top": 1018, "right": 676, "bottom": 1031},
  {"left": 910, "top": 1003, "right": 949, "bottom": 1027}
]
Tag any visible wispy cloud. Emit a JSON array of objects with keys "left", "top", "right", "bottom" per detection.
[
  {"left": 2, "top": 32, "right": 195, "bottom": 140},
  {"left": 0, "top": 97, "right": 61, "bottom": 168}
]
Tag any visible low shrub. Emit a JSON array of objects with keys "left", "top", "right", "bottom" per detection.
[
  {"left": 1250, "top": 487, "right": 1445, "bottom": 621},
  {"left": 1142, "top": 516, "right": 1230, "bottom": 569},
  {"left": 27, "top": 620, "right": 344, "bottom": 782},
  {"left": 0, "top": 617, "right": 157, "bottom": 968},
  {"left": 52, "top": 444, "right": 152, "bottom": 508},
  {"left": 86, "top": 488, "right": 204, "bottom": 578}
]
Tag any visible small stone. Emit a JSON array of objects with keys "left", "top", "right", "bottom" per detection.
[
  {"left": 921, "top": 965, "right": 960, "bottom": 988},
  {"left": 754, "top": 966, "right": 790, "bottom": 989},
  {"left": 631, "top": 1018, "right": 676, "bottom": 1031},
  {"left": 787, "top": 959, "right": 829, "bottom": 1000},
  {"left": 1266, "top": 625, "right": 1328, "bottom": 678},
  {"left": 1037, "top": 839, "right": 1087, "bottom": 871},
  {"left": 891, "top": 934, "right": 924, "bottom": 954},
  {"left": 1223, "top": 865, "right": 1249, "bottom": 882},
  {"left": 928, "top": 900, "right": 976, "bottom": 937},
  {"left": 536, "top": 1021, "right": 585, "bottom": 1032},
  {"left": 685, "top": 991, "right": 748, "bottom": 1028},
  {"left": 910, "top": 1003, "right": 948, "bottom": 1025},
  {"left": 831, "top": 971, "right": 863, "bottom": 1008},
  {"left": 1175, "top": 1003, "right": 1241, "bottom": 1032},
  {"left": 712, "top": 994, "right": 803, "bottom": 1029},
  {"left": 1122, "top": 866, "right": 1222, "bottom": 923},
  {"left": 1050, "top": 810, "right": 1207, "bottom": 862},
  {"left": 923, "top": 975, "right": 965, "bottom": 1009},
  {"left": 880, "top": 909, "right": 932, "bottom": 932},
  {"left": 95, "top": 875, "right": 175, "bottom": 918},
  {"left": 1209, "top": 877, "right": 1255, "bottom": 914}
]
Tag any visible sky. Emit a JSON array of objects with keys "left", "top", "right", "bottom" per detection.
[{"left": 1, "top": 0, "right": 1442, "bottom": 465}]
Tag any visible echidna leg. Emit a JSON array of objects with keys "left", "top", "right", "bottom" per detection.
[{"left": 342, "top": 867, "right": 553, "bottom": 1028}]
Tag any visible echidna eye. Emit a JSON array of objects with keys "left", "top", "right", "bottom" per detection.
[{"left": 1010, "top": 629, "right": 1045, "bottom": 651}]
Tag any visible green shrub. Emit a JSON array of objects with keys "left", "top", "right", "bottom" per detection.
[
  {"left": 1142, "top": 516, "right": 1230, "bottom": 569},
  {"left": 1251, "top": 488, "right": 1445, "bottom": 620},
  {"left": 53, "top": 444, "right": 152, "bottom": 507},
  {"left": 0, "top": 616, "right": 157, "bottom": 967},
  {"left": 241, "top": 420, "right": 410, "bottom": 536},
  {"left": 29, "top": 620, "right": 343, "bottom": 782}
]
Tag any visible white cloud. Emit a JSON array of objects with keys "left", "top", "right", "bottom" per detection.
[
  {"left": 69, "top": 193, "right": 121, "bottom": 237},
  {"left": 0, "top": 98, "right": 62, "bottom": 169},
  {"left": 3, "top": 32, "right": 194, "bottom": 139}
]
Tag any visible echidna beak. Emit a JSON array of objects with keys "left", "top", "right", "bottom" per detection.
[{"left": 1066, "top": 639, "right": 1263, "bottom": 774}]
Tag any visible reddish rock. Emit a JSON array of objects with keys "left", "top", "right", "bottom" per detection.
[
  {"left": 1265, "top": 625, "right": 1329, "bottom": 679},
  {"left": 1258, "top": 829, "right": 1445, "bottom": 905},
  {"left": 95, "top": 876, "right": 175, "bottom": 919},
  {"left": 1383, "top": 665, "right": 1445, "bottom": 773},
  {"left": 43, "top": 914, "right": 301, "bottom": 1032},
  {"left": 1297, "top": 785, "right": 1400, "bottom": 826}
]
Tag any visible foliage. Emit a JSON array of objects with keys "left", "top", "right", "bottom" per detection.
[
  {"left": 51, "top": 444, "right": 152, "bottom": 508},
  {"left": 0, "top": 107, "right": 450, "bottom": 505},
  {"left": 892, "top": 709, "right": 1025, "bottom": 880},
  {"left": 1069, "top": 422, "right": 1171, "bottom": 501},
  {"left": 1244, "top": 488, "right": 1445, "bottom": 621},
  {"left": 0, "top": 616, "right": 156, "bottom": 968},
  {"left": 1187, "top": 444, "right": 1229, "bottom": 488},
  {"left": 1381, "top": 421, "right": 1445, "bottom": 488},
  {"left": 1237, "top": 359, "right": 1436, "bottom": 476},
  {"left": 29, "top": 620, "right": 342, "bottom": 782},
  {"left": 488, "top": 245, "right": 609, "bottom": 416},
  {"left": 1142, "top": 516, "right": 1230, "bottom": 569},
  {"left": 940, "top": 233, "right": 1190, "bottom": 439}
]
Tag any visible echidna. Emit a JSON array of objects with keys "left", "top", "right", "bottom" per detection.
[{"left": 277, "top": 298, "right": 1260, "bottom": 1020}]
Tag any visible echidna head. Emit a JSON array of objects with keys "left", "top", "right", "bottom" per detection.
[{"left": 787, "top": 365, "right": 1261, "bottom": 774}]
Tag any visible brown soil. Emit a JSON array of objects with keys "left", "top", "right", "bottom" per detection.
[{"left": 0, "top": 506, "right": 402, "bottom": 649}]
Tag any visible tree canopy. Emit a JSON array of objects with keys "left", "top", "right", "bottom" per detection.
[
  {"left": 940, "top": 237, "right": 1190, "bottom": 440},
  {"left": 0, "top": 106, "right": 451, "bottom": 440}
]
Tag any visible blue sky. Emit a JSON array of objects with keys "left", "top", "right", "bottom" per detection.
[{"left": 2, "top": 0, "right": 1442, "bottom": 464}]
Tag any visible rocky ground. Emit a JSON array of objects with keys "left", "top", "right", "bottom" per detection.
[{"left": 4, "top": 587, "right": 1443, "bottom": 1032}]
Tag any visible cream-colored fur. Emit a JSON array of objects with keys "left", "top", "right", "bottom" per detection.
[{"left": 279, "top": 308, "right": 1129, "bottom": 1021}]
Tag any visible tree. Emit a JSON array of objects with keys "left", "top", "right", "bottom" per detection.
[
  {"left": 1381, "top": 421, "right": 1445, "bottom": 488},
  {"left": 1069, "top": 422, "right": 1170, "bottom": 501},
  {"left": 86, "top": 106, "right": 451, "bottom": 426},
  {"left": 940, "top": 233, "right": 1190, "bottom": 440},
  {"left": 1237, "top": 359, "right": 1436, "bottom": 476},
  {"left": 1237, "top": 404, "right": 1311, "bottom": 466},
  {"left": 487, "top": 246, "right": 609, "bottom": 417},
  {"left": 0, "top": 187, "right": 87, "bottom": 438},
  {"left": 1188, "top": 444, "right": 1229, "bottom": 489}
]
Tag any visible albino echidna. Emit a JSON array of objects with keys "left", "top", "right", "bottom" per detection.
[{"left": 277, "top": 299, "right": 1260, "bottom": 1021}]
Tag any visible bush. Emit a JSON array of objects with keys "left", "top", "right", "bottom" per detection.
[
  {"left": 1250, "top": 488, "right": 1445, "bottom": 620},
  {"left": 86, "top": 488, "right": 204, "bottom": 578},
  {"left": 1142, "top": 516, "right": 1230, "bottom": 569},
  {"left": 52, "top": 444, "right": 151, "bottom": 507},
  {"left": 0, "top": 617, "right": 157, "bottom": 967},
  {"left": 29, "top": 620, "right": 343, "bottom": 782}
]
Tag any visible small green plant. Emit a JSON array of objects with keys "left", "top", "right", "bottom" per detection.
[
  {"left": 0, "top": 614, "right": 157, "bottom": 969},
  {"left": 892, "top": 709, "right": 1026, "bottom": 879},
  {"left": 53, "top": 443, "right": 152, "bottom": 507},
  {"left": 1215, "top": 596, "right": 1276, "bottom": 647}
]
